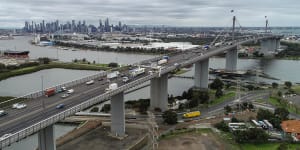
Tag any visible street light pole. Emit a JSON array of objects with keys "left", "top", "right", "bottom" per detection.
[{"left": 41, "top": 75, "right": 45, "bottom": 110}]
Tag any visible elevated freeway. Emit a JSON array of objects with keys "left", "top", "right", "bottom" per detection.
[{"left": 0, "top": 34, "right": 281, "bottom": 150}]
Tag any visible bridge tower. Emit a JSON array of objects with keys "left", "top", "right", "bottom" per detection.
[
  {"left": 194, "top": 59, "right": 209, "bottom": 90},
  {"left": 110, "top": 91, "right": 126, "bottom": 137},
  {"left": 260, "top": 17, "right": 280, "bottom": 56},
  {"left": 225, "top": 15, "right": 238, "bottom": 72},
  {"left": 38, "top": 125, "right": 56, "bottom": 150},
  {"left": 150, "top": 73, "right": 168, "bottom": 111}
]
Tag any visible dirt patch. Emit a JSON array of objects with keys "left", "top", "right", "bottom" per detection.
[
  {"left": 56, "top": 120, "right": 102, "bottom": 147},
  {"left": 57, "top": 126, "right": 147, "bottom": 150},
  {"left": 158, "top": 132, "right": 226, "bottom": 150}
]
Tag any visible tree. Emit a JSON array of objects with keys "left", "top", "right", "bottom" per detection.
[
  {"left": 82, "top": 58, "right": 86, "bottom": 62},
  {"left": 248, "top": 103, "right": 254, "bottom": 110},
  {"left": 246, "top": 85, "right": 255, "bottom": 91},
  {"left": 231, "top": 117, "right": 239, "bottom": 123},
  {"left": 0, "top": 63, "right": 5, "bottom": 71},
  {"left": 138, "top": 99, "right": 150, "bottom": 114},
  {"left": 285, "top": 81, "right": 292, "bottom": 89},
  {"left": 224, "top": 105, "right": 232, "bottom": 113},
  {"left": 108, "top": 62, "right": 118, "bottom": 68},
  {"left": 277, "top": 91, "right": 282, "bottom": 97},
  {"left": 168, "top": 94, "right": 175, "bottom": 104},
  {"left": 277, "top": 143, "right": 288, "bottom": 150},
  {"left": 257, "top": 109, "right": 274, "bottom": 121},
  {"left": 162, "top": 110, "right": 177, "bottom": 125},
  {"left": 181, "top": 91, "right": 188, "bottom": 99},
  {"left": 101, "top": 104, "right": 110, "bottom": 113},
  {"left": 272, "top": 82, "right": 279, "bottom": 89},
  {"left": 198, "top": 91, "right": 209, "bottom": 104},
  {"left": 38, "top": 57, "right": 50, "bottom": 64},
  {"left": 274, "top": 107, "right": 289, "bottom": 121},
  {"left": 214, "top": 121, "right": 230, "bottom": 132},
  {"left": 90, "top": 107, "right": 99, "bottom": 112},
  {"left": 233, "top": 128, "right": 268, "bottom": 143},
  {"left": 210, "top": 78, "right": 224, "bottom": 90},
  {"left": 215, "top": 88, "right": 223, "bottom": 98}
]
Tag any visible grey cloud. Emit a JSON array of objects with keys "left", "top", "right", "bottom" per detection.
[{"left": 0, "top": 0, "right": 299, "bottom": 28}]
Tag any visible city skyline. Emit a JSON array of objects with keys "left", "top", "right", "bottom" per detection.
[{"left": 0, "top": 0, "right": 300, "bottom": 28}]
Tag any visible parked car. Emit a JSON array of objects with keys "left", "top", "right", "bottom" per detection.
[
  {"left": 61, "top": 93, "right": 70, "bottom": 98},
  {"left": 0, "top": 110, "right": 8, "bottom": 117},
  {"left": 56, "top": 104, "right": 65, "bottom": 109},
  {"left": 122, "top": 77, "right": 129, "bottom": 83},
  {"left": 67, "top": 89, "right": 74, "bottom": 94}
]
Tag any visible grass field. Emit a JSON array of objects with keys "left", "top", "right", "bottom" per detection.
[
  {"left": 210, "top": 92, "right": 236, "bottom": 106},
  {"left": 0, "top": 62, "right": 112, "bottom": 81}
]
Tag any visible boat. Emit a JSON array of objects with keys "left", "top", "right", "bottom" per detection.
[{"left": 3, "top": 50, "right": 30, "bottom": 58}]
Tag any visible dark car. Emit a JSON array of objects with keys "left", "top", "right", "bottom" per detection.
[
  {"left": 56, "top": 104, "right": 65, "bottom": 109},
  {"left": 0, "top": 110, "right": 8, "bottom": 117}
]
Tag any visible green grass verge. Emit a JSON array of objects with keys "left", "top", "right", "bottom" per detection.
[
  {"left": 268, "top": 97, "right": 300, "bottom": 115},
  {"left": 174, "top": 69, "right": 189, "bottom": 75},
  {"left": 210, "top": 92, "right": 236, "bottom": 106},
  {"left": 240, "top": 143, "right": 300, "bottom": 150},
  {"left": 0, "top": 62, "right": 112, "bottom": 81},
  {"left": 292, "top": 85, "right": 300, "bottom": 94}
]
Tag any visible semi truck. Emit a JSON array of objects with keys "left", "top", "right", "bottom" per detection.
[
  {"left": 130, "top": 67, "right": 145, "bottom": 77},
  {"left": 45, "top": 88, "right": 56, "bottom": 97},
  {"left": 107, "top": 71, "right": 119, "bottom": 79},
  {"left": 183, "top": 111, "right": 201, "bottom": 118},
  {"left": 106, "top": 83, "right": 118, "bottom": 92}
]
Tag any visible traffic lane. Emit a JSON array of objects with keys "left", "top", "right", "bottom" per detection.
[
  {"left": 0, "top": 70, "right": 130, "bottom": 123},
  {"left": 0, "top": 72, "right": 150, "bottom": 135}
]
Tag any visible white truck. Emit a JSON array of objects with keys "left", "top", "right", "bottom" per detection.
[
  {"left": 107, "top": 71, "right": 119, "bottom": 79},
  {"left": 157, "top": 59, "right": 168, "bottom": 65},
  {"left": 106, "top": 83, "right": 118, "bottom": 92},
  {"left": 130, "top": 67, "right": 145, "bottom": 77}
]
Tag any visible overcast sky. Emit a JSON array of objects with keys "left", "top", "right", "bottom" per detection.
[{"left": 0, "top": 0, "right": 299, "bottom": 28}]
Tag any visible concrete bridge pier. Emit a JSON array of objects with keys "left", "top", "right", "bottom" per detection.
[
  {"left": 260, "top": 38, "right": 280, "bottom": 56},
  {"left": 150, "top": 73, "right": 168, "bottom": 111},
  {"left": 38, "top": 124, "right": 56, "bottom": 150},
  {"left": 111, "top": 91, "right": 125, "bottom": 137},
  {"left": 225, "top": 48, "right": 238, "bottom": 72},
  {"left": 194, "top": 58, "right": 209, "bottom": 89}
]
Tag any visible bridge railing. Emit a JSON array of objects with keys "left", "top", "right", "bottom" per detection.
[{"left": 0, "top": 71, "right": 108, "bottom": 108}]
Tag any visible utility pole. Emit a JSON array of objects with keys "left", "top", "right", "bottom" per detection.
[{"left": 41, "top": 75, "right": 45, "bottom": 111}]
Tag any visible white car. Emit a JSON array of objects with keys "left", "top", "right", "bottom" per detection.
[
  {"left": 61, "top": 93, "right": 70, "bottom": 98},
  {"left": 86, "top": 80, "right": 94, "bottom": 85},
  {"left": 12, "top": 103, "right": 27, "bottom": 109},
  {"left": 67, "top": 89, "right": 74, "bottom": 94}
]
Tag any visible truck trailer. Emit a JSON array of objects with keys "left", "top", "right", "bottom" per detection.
[{"left": 45, "top": 88, "right": 56, "bottom": 97}]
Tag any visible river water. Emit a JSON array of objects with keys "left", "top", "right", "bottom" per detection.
[
  {"left": 3, "top": 124, "right": 77, "bottom": 150},
  {"left": 0, "top": 36, "right": 299, "bottom": 150}
]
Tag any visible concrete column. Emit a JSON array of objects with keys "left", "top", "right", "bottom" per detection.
[
  {"left": 150, "top": 73, "right": 168, "bottom": 111},
  {"left": 194, "top": 59, "right": 209, "bottom": 89},
  {"left": 225, "top": 48, "right": 238, "bottom": 72},
  {"left": 111, "top": 91, "right": 125, "bottom": 137},
  {"left": 260, "top": 39, "right": 279, "bottom": 56},
  {"left": 38, "top": 125, "right": 56, "bottom": 150}
]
